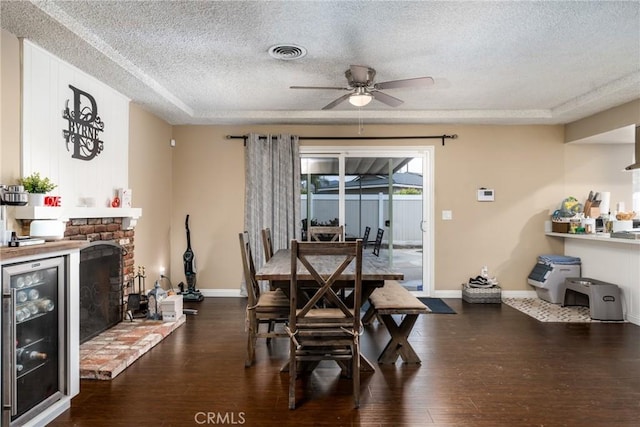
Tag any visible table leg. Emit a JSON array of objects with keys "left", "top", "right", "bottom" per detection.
[{"left": 378, "top": 314, "right": 421, "bottom": 364}]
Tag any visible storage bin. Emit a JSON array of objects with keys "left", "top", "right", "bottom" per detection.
[
  {"left": 462, "top": 283, "right": 502, "bottom": 303},
  {"left": 551, "top": 222, "right": 569, "bottom": 233}
]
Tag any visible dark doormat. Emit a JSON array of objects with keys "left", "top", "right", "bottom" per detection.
[{"left": 419, "top": 298, "right": 456, "bottom": 314}]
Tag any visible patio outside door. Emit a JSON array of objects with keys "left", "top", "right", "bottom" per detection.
[{"left": 300, "top": 147, "right": 434, "bottom": 296}]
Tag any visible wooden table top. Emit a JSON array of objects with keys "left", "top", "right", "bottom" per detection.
[{"left": 255, "top": 248, "right": 404, "bottom": 282}]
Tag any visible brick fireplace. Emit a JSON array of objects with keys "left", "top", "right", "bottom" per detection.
[
  {"left": 21, "top": 216, "right": 135, "bottom": 284},
  {"left": 22, "top": 216, "right": 136, "bottom": 343}
]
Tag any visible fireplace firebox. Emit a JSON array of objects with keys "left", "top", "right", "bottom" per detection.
[{"left": 79, "top": 242, "right": 125, "bottom": 343}]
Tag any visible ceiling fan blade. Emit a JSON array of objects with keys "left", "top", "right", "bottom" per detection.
[
  {"left": 374, "top": 76, "right": 434, "bottom": 90},
  {"left": 290, "top": 85, "right": 349, "bottom": 90},
  {"left": 349, "top": 65, "right": 373, "bottom": 84},
  {"left": 322, "top": 93, "right": 352, "bottom": 110},
  {"left": 371, "top": 90, "right": 404, "bottom": 107}
]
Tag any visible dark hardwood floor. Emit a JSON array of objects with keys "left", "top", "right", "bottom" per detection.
[{"left": 50, "top": 297, "right": 640, "bottom": 426}]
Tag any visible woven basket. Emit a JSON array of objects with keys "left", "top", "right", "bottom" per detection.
[{"left": 462, "top": 283, "right": 502, "bottom": 304}]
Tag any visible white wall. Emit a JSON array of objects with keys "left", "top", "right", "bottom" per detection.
[{"left": 22, "top": 40, "right": 129, "bottom": 207}]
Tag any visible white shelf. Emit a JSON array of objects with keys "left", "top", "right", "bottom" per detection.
[{"left": 14, "top": 206, "right": 142, "bottom": 221}]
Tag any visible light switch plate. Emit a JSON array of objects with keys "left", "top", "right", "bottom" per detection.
[{"left": 442, "top": 210, "right": 452, "bottom": 220}]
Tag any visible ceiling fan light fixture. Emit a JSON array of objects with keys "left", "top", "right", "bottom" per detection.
[{"left": 349, "top": 92, "right": 373, "bottom": 107}]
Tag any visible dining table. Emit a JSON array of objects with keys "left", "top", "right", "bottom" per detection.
[{"left": 255, "top": 248, "right": 404, "bottom": 372}]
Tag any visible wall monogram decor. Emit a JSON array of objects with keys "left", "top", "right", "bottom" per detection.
[{"left": 62, "top": 85, "right": 105, "bottom": 161}]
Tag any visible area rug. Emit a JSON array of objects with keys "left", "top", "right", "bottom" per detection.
[
  {"left": 80, "top": 315, "right": 186, "bottom": 380},
  {"left": 418, "top": 297, "right": 456, "bottom": 314},
  {"left": 503, "top": 298, "right": 623, "bottom": 323}
]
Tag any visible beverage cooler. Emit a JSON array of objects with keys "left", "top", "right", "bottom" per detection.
[{"left": 2, "top": 256, "right": 68, "bottom": 426}]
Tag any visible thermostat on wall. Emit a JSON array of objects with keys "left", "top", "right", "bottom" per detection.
[{"left": 477, "top": 188, "right": 495, "bottom": 202}]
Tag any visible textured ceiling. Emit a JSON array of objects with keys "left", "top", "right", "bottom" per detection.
[{"left": 1, "top": 1, "right": 639, "bottom": 126}]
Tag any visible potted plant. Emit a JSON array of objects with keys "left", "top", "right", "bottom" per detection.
[{"left": 19, "top": 172, "right": 57, "bottom": 206}]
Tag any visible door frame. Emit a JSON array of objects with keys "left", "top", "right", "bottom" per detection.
[{"left": 300, "top": 146, "right": 435, "bottom": 296}]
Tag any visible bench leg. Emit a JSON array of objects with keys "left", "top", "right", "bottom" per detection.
[
  {"left": 378, "top": 314, "right": 421, "bottom": 364},
  {"left": 362, "top": 303, "right": 377, "bottom": 325}
]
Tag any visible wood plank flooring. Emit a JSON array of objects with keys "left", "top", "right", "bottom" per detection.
[{"left": 50, "top": 297, "right": 640, "bottom": 426}]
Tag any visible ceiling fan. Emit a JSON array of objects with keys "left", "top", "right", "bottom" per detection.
[{"left": 290, "top": 65, "right": 434, "bottom": 110}]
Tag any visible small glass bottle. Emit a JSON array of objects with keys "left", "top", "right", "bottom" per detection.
[
  {"left": 28, "top": 289, "right": 39, "bottom": 300},
  {"left": 37, "top": 299, "right": 55, "bottom": 312},
  {"left": 26, "top": 302, "right": 39, "bottom": 316},
  {"left": 16, "top": 290, "right": 28, "bottom": 303}
]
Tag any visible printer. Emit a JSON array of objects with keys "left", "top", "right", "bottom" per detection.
[{"left": 527, "top": 255, "right": 581, "bottom": 304}]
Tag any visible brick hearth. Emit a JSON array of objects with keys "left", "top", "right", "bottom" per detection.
[{"left": 80, "top": 316, "right": 186, "bottom": 380}]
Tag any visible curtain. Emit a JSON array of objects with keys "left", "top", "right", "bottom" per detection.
[{"left": 243, "top": 133, "right": 301, "bottom": 293}]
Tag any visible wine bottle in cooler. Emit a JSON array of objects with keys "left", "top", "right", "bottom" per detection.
[
  {"left": 28, "top": 288, "right": 40, "bottom": 300},
  {"left": 16, "top": 348, "right": 48, "bottom": 363},
  {"left": 36, "top": 298, "right": 55, "bottom": 312},
  {"left": 16, "top": 290, "right": 28, "bottom": 303}
]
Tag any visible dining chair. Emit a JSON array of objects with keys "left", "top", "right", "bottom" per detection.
[
  {"left": 261, "top": 228, "right": 274, "bottom": 261},
  {"left": 238, "top": 231, "right": 289, "bottom": 367},
  {"left": 287, "top": 239, "right": 363, "bottom": 409},
  {"left": 308, "top": 225, "right": 344, "bottom": 242},
  {"left": 362, "top": 226, "right": 371, "bottom": 249},
  {"left": 372, "top": 228, "right": 384, "bottom": 257}
]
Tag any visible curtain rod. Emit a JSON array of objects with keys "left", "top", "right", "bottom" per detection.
[{"left": 226, "top": 134, "right": 458, "bottom": 146}]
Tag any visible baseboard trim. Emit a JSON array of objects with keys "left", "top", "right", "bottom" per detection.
[
  {"left": 196, "top": 289, "right": 538, "bottom": 299},
  {"left": 199, "top": 289, "right": 243, "bottom": 298}
]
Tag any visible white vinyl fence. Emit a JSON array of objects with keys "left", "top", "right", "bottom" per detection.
[{"left": 301, "top": 194, "right": 423, "bottom": 246}]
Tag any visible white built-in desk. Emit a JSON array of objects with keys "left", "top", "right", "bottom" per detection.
[{"left": 546, "top": 232, "right": 640, "bottom": 325}]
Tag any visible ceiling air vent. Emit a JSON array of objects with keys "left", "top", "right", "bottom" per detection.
[{"left": 268, "top": 44, "right": 307, "bottom": 60}]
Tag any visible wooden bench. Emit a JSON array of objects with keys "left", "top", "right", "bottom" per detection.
[{"left": 363, "top": 280, "right": 430, "bottom": 364}]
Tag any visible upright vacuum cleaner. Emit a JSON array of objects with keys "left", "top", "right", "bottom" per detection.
[{"left": 178, "top": 214, "right": 204, "bottom": 302}]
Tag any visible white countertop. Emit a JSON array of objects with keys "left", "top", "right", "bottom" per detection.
[{"left": 546, "top": 232, "right": 640, "bottom": 245}]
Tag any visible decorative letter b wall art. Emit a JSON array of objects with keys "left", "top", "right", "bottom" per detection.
[{"left": 62, "top": 84, "right": 105, "bottom": 161}]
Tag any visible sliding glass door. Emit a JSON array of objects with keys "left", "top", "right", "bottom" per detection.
[{"left": 300, "top": 147, "right": 434, "bottom": 295}]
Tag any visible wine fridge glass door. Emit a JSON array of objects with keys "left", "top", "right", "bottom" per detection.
[{"left": 2, "top": 256, "right": 65, "bottom": 424}]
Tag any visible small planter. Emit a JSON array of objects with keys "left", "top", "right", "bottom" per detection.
[
  {"left": 28, "top": 193, "right": 46, "bottom": 207},
  {"left": 19, "top": 172, "right": 57, "bottom": 207}
]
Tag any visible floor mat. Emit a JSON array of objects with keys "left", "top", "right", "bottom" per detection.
[
  {"left": 418, "top": 298, "right": 456, "bottom": 314},
  {"left": 503, "top": 298, "right": 624, "bottom": 323}
]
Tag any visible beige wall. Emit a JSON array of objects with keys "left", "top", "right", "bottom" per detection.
[
  {"left": 170, "top": 124, "right": 570, "bottom": 293},
  {"left": 565, "top": 99, "right": 640, "bottom": 143},
  {"left": 128, "top": 104, "right": 173, "bottom": 283},
  {"left": 1, "top": 29, "right": 22, "bottom": 233},
  {"left": 170, "top": 126, "right": 245, "bottom": 291},
  {"left": 564, "top": 143, "right": 634, "bottom": 212}
]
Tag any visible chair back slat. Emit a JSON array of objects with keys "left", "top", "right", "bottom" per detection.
[
  {"left": 373, "top": 228, "right": 384, "bottom": 257},
  {"left": 261, "top": 228, "right": 274, "bottom": 261},
  {"left": 362, "top": 226, "right": 371, "bottom": 249},
  {"left": 290, "top": 240, "right": 363, "bottom": 330},
  {"left": 308, "top": 225, "right": 344, "bottom": 242},
  {"left": 238, "top": 232, "right": 260, "bottom": 306}
]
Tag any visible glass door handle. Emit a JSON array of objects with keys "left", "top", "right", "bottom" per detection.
[
  {"left": 2, "top": 289, "right": 18, "bottom": 417},
  {"left": 420, "top": 220, "right": 427, "bottom": 232}
]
